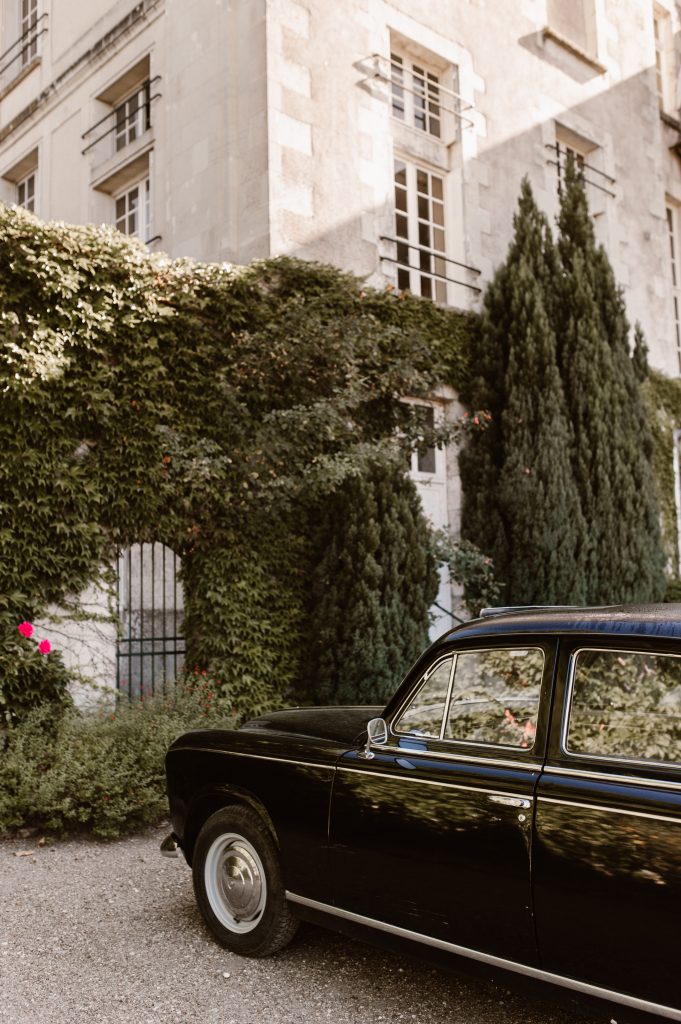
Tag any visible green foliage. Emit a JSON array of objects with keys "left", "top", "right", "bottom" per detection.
[
  {"left": 644, "top": 370, "right": 681, "bottom": 576},
  {"left": 460, "top": 178, "right": 587, "bottom": 604},
  {"left": 0, "top": 676, "right": 237, "bottom": 838},
  {"left": 303, "top": 461, "right": 438, "bottom": 705},
  {"left": 556, "top": 159, "right": 665, "bottom": 603},
  {"left": 461, "top": 169, "right": 665, "bottom": 606},
  {"left": 430, "top": 533, "right": 502, "bottom": 616},
  {"left": 0, "top": 205, "right": 474, "bottom": 721},
  {"left": 0, "top": 612, "right": 72, "bottom": 722}
]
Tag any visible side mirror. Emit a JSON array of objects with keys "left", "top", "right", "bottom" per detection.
[{"left": 364, "top": 717, "right": 388, "bottom": 759}]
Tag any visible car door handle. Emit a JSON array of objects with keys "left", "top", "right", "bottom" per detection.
[{"left": 488, "top": 795, "right": 532, "bottom": 809}]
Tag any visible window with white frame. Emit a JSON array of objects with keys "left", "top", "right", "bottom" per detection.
[
  {"left": 16, "top": 169, "right": 36, "bottom": 212},
  {"left": 666, "top": 204, "right": 681, "bottom": 374},
  {"left": 394, "top": 159, "right": 446, "bottom": 303},
  {"left": 411, "top": 405, "right": 437, "bottom": 475},
  {"left": 390, "top": 51, "right": 441, "bottom": 138},
  {"left": 114, "top": 81, "right": 151, "bottom": 152},
  {"left": 20, "top": 0, "right": 38, "bottom": 66},
  {"left": 654, "top": 5, "right": 676, "bottom": 113},
  {"left": 115, "top": 178, "right": 151, "bottom": 241}
]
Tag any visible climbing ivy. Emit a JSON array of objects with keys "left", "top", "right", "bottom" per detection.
[{"left": 0, "top": 206, "right": 474, "bottom": 721}]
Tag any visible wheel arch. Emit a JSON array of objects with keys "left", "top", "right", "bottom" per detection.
[{"left": 183, "top": 786, "right": 279, "bottom": 866}]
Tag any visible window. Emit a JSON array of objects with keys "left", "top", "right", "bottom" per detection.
[
  {"left": 16, "top": 169, "right": 36, "bottom": 212},
  {"left": 666, "top": 204, "right": 681, "bottom": 374},
  {"left": 547, "top": 0, "right": 597, "bottom": 56},
  {"left": 394, "top": 647, "right": 544, "bottom": 749},
  {"left": 654, "top": 5, "right": 675, "bottom": 112},
  {"left": 390, "top": 51, "right": 441, "bottom": 138},
  {"left": 394, "top": 159, "right": 446, "bottom": 302},
  {"left": 566, "top": 649, "right": 681, "bottom": 765},
  {"left": 114, "top": 81, "right": 151, "bottom": 152},
  {"left": 117, "top": 542, "right": 185, "bottom": 698},
  {"left": 411, "top": 405, "right": 437, "bottom": 475},
  {"left": 20, "top": 0, "right": 38, "bottom": 66},
  {"left": 115, "top": 178, "right": 151, "bottom": 241}
]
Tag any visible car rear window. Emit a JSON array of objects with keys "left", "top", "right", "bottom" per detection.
[{"left": 566, "top": 649, "right": 681, "bottom": 765}]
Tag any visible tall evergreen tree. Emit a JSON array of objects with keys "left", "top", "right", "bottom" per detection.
[
  {"left": 556, "top": 159, "right": 665, "bottom": 603},
  {"left": 304, "top": 461, "right": 437, "bottom": 705},
  {"left": 460, "top": 178, "right": 587, "bottom": 603}
]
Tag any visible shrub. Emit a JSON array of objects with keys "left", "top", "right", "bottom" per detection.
[{"left": 0, "top": 674, "right": 236, "bottom": 839}]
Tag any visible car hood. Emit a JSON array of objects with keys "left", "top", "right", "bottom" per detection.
[{"left": 240, "top": 705, "right": 384, "bottom": 746}]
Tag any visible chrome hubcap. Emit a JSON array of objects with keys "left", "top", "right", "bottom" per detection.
[{"left": 204, "top": 833, "right": 266, "bottom": 933}]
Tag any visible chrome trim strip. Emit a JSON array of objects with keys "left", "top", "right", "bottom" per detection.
[
  {"left": 169, "top": 746, "right": 335, "bottom": 771},
  {"left": 365, "top": 742, "right": 539, "bottom": 772},
  {"left": 562, "top": 646, "right": 681, "bottom": 771},
  {"left": 544, "top": 765, "right": 681, "bottom": 791},
  {"left": 339, "top": 764, "right": 534, "bottom": 801},
  {"left": 284, "top": 893, "right": 681, "bottom": 1022},
  {"left": 538, "top": 795, "right": 681, "bottom": 825}
]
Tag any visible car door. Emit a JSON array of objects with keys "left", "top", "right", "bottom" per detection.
[
  {"left": 533, "top": 638, "right": 681, "bottom": 1012},
  {"left": 328, "top": 638, "right": 557, "bottom": 964}
]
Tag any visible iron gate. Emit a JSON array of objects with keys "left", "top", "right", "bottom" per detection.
[{"left": 116, "top": 542, "right": 185, "bottom": 697}]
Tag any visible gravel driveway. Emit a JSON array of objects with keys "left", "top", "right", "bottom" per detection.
[{"left": 0, "top": 824, "right": 634, "bottom": 1024}]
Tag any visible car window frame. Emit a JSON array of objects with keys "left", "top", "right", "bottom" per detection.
[
  {"left": 384, "top": 637, "right": 557, "bottom": 768},
  {"left": 561, "top": 643, "right": 681, "bottom": 772}
]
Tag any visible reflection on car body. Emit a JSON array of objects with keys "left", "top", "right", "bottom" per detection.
[{"left": 163, "top": 604, "right": 681, "bottom": 1021}]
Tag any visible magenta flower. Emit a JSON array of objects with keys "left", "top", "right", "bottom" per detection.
[
  {"left": 18, "top": 621, "right": 34, "bottom": 638},
  {"left": 38, "top": 639, "right": 51, "bottom": 655}
]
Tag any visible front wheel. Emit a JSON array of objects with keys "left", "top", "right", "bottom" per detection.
[{"left": 192, "top": 805, "right": 299, "bottom": 956}]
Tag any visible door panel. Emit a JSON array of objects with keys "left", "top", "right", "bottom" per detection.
[{"left": 330, "top": 750, "right": 540, "bottom": 961}]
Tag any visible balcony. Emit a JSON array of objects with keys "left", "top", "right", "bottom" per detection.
[
  {"left": 0, "top": 12, "right": 47, "bottom": 98},
  {"left": 82, "top": 76, "right": 160, "bottom": 191}
]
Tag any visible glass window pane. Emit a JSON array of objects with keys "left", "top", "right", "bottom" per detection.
[
  {"left": 418, "top": 222, "right": 431, "bottom": 248},
  {"left": 115, "top": 196, "right": 126, "bottom": 225},
  {"left": 416, "top": 169, "right": 429, "bottom": 194},
  {"left": 394, "top": 162, "right": 407, "bottom": 187},
  {"left": 433, "top": 202, "right": 444, "bottom": 227},
  {"left": 432, "top": 176, "right": 443, "bottom": 201},
  {"left": 396, "top": 213, "right": 408, "bottom": 238},
  {"left": 420, "top": 275, "right": 432, "bottom": 299},
  {"left": 397, "top": 267, "right": 411, "bottom": 291},
  {"left": 394, "top": 657, "right": 453, "bottom": 737},
  {"left": 435, "top": 280, "right": 447, "bottom": 303},
  {"left": 433, "top": 227, "right": 445, "bottom": 252},
  {"left": 567, "top": 650, "right": 681, "bottom": 764},
  {"left": 417, "top": 194, "right": 429, "bottom": 220},
  {"left": 395, "top": 187, "right": 407, "bottom": 213},
  {"left": 445, "top": 649, "right": 544, "bottom": 748}
]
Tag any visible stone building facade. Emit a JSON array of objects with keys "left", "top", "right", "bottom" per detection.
[{"left": 2, "top": 0, "right": 680, "bottom": 686}]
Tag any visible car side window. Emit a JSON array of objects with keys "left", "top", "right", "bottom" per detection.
[
  {"left": 393, "top": 656, "right": 453, "bottom": 737},
  {"left": 566, "top": 649, "right": 681, "bottom": 764},
  {"left": 444, "top": 648, "right": 544, "bottom": 749}
]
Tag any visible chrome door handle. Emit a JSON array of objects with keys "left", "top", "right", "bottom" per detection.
[{"left": 488, "top": 795, "right": 532, "bottom": 809}]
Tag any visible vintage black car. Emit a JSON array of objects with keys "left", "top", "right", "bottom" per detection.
[{"left": 163, "top": 605, "right": 681, "bottom": 1021}]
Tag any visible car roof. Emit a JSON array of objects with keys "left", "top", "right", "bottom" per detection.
[{"left": 435, "top": 604, "right": 681, "bottom": 645}]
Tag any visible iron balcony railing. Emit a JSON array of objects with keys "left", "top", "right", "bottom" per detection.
[
  {"left": 545, "top": 142, "right": 616, "bottom": 198},
  {"left": 0, "top": 12, "right": 47, "bottom": 90},
  {"left": 81, "top": 76, "right": 161, "bottom": 161},
  {"left": 380, "top": 234, "right": 482, "bottom": 295}
]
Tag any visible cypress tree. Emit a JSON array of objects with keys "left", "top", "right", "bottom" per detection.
[
  {"left": 556, "top": 158, "right": 665, "bottom": 603},
  {"left": 461, "top": 178, "right": 587, "bottom": 603},
  {"left": 304, "top": 461, "right": 437, "bottom": 705}
]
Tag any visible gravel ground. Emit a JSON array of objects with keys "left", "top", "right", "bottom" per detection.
[{"left": 0, "top": 824, "right": 632, "bottom": 1024}]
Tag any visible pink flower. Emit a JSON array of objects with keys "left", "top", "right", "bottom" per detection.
[
  {"left": 38, "top": 639, "right": 51, "bottom": 655},
  {"left": 18, "top": 621, "right": 34, "bottom": 638}
]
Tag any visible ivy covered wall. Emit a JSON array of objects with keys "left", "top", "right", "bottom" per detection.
[{"left": 0, "top": 206, "right": 474, "bottom": 720}]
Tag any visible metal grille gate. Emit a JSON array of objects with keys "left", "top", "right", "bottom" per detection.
[{"left": 116, "top": 542, "right": 185, "bottom": 697}]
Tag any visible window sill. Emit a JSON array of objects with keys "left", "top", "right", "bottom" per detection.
[
  {"left": 541, "top": 27, "right": 606, "bottom": 75},
  {"left": 0, "top": 55, "right": 41, "bottom": 103},
  {"left": 661, "top": 109, "right": 681, "bottom": 132},
  {"left": 90, "top": 130, "right": 154, "bottom": 193}
]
